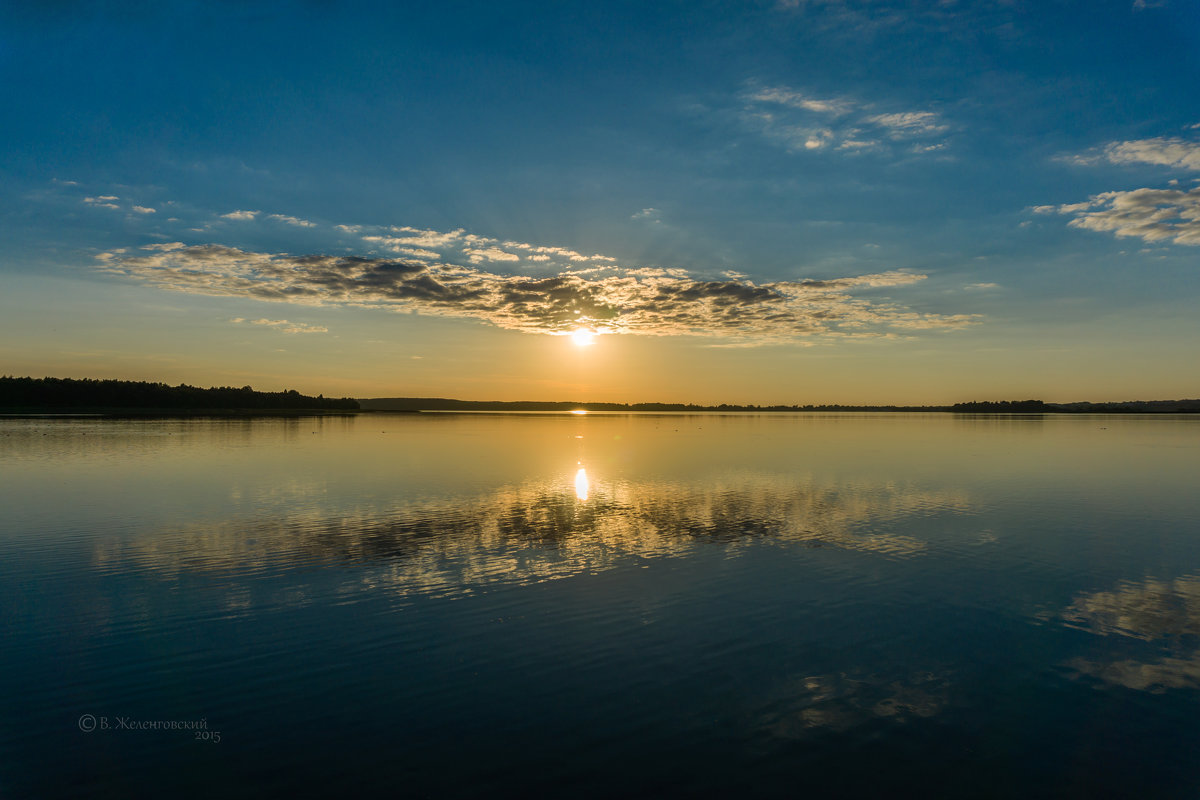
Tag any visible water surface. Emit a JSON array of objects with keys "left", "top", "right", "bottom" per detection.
[{"left": 2, "top": 412, "right": 1199, "bottom": 797}]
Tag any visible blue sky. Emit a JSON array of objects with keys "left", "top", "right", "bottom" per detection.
[{"left": 2, "top": 0, "right": 1198, "bottom": 403}]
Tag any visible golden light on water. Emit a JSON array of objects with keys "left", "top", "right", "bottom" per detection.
[{"left": 575, "top": 467, "right": 590, "bottom": 501}]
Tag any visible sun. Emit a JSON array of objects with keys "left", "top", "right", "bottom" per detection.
[{"left": 570, "top": 328, "right": 595, "bottom": 347}]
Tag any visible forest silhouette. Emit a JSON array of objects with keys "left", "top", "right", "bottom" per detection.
[
  {"left": 3, "top": 376, "right": 1197, "bottom": 414},
  {"left": 0, "top": 377, "right": 358, "bottom": 412}
]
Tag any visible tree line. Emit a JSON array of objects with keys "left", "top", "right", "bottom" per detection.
[
  {"left": 358, "top": 397, "right": 956, "bottom": 412},
  {"left": 0, "top": 377, "right": 359, "bottom": 411},
  {"left": 362, "top": 396, "right": 1200, "bottom": 413}
]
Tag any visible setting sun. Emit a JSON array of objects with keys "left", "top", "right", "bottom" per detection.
[{"left": 570, "top": 328, "right": 595, "bottom": 347}]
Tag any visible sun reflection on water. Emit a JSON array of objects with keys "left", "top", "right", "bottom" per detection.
[{"left": 575, "top": 467, "right": 590, "bottom": 502}]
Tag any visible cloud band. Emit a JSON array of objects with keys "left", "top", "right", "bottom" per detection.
[{"left": 96, "top": 243, "right": 975, "bottom": 341}]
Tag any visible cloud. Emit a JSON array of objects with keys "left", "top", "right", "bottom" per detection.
[
  {"left": 866, "top": 111, "right": 948, "bottom": 137},
  {"left": 82, "top": 196, "right": 155, "bottom": 214},
  {"left": 838, "top": 138, "right": 879, "bottom": 150},
  {"left": 232, "top": 317, "right": 328, "bottom": 334},
  {"left": 346, "top": 226, "right": 620, "bottom": 272},
  {"left": 744, "top": 84, "right": 950, "bottom": 155},
  {"left": 96, "top": 241, "right": 978, "bottom": 342},
  {"left": 466, "top": 246, "right": 522, "bottom": 263},
  {"left": 749, "top": 87, "right": 852, "bottom": 115},
  {"left": 396, "top": 247, "right": 441, "bottom": 260},
  {"left": 1039, "top": 186, "right": 1200, "bottom": 246},
  {"left": 1070, "top": 137, "right": 1200, "bottom": 171},
  {"left": 386, "top": 226, "right": 465, "bottom": 249},
  {"left": 220, "top": 209, "right": 260, "bottom": 221},
  {"left": 1038, "top": 135, "right": 1200, "bottom": 246},
  {"left": 632, "top": 207, "right": 662, "bottom": 223},
  {"left": 1104, "top": 138, "right": 1200, "bottom": 171},
  {"left": 267, "top": 213, "right": 316, "bottom": 227},
  {"left": 804, "top": 130, "right": 833, "bottom": 149}
]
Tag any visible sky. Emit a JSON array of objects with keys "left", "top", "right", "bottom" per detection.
[{"left": 2, "top": 0, "right": 1199, "bottom": 405}]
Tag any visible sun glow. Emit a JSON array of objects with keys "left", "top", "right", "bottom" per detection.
[
  {"left": 574, "top": 467, "right": 590, "bottom": 501},
  {"left": 570, "top": 328, "right": 595, "bottom": 347}
]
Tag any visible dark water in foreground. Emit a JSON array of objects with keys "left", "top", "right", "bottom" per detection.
[{"left": 2, "top": 412, "right": 1199, "bottom": 798}]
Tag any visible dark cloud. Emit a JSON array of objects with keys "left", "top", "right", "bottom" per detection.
[{"left": 97, "top": 243, "right": 977, "bottom": 341}]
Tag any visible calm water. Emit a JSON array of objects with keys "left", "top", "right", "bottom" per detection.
[{"left": 2, "top": 412, "right": 1199, "bottom": 798}]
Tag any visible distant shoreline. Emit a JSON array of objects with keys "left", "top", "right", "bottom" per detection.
[
  {"left": 0, "top": 377, "right": 360, "bottom": 414},
  {"left": 0, "top": 408, "right": 364, "bottom": 418},
  {"left": 3, "top": 377, "right": 1197, "bottom": 415},
  {"left": 360, "top": 398, "right": 1200, "bottom": 414},
  {"left": 5, "top": 408, "right": 1199, "bottom": 418}
]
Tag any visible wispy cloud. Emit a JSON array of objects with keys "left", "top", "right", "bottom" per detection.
[
  {"left": 743, "top": 83, "right": 950, "bottom": 155},
  {"left": 354, "top": 226, "right": 618, "bottom": 272},
  {"left": 220, "top": 209, "right": 260, "bottom": 221},
  {"left": 466, "top": 246, "right": 521, "bottom": 263},
  {"left": 83, "top": 196, "right": 120, "bottom": 210},
  {"left": 1035, "top": 187, "right": 1200, "bottom": 246},
  {"left": 1068, "top": 137, "right": 1200, "bottom": 171},
  {"left": 97, "top": 242, "right": 977, "bottom": 342},
  {"left": 231, "top": 317, "right": 328, "bottom": 334},
  {"left": 267, "top": 213, "right": 316, "bottom": 227},
  {"left": 865, "top": 111, "right": 948, "bottom": 138},
  {"left": 81, "top": 195, "right": 159, "bottom": 215},
  {"left": 1043, "top": 135, "right": 1200, "bottom": 245},
  {"left": 749, "top": 86, "right": 852, "bottom": 115}
]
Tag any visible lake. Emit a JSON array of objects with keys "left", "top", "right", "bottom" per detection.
[{"left": 2, "top": 412, "right": 1199, "bottom": 798}]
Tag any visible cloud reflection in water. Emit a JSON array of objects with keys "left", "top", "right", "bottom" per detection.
[
  {"left": 1061, "top": 574, "right": 1200, "bottom": 692},
  {"left": 93, "top": 469, "right": 970, "bottom": 607},
  {"left": 749, "top": 670, "right": 953, "bottom": 742}
]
